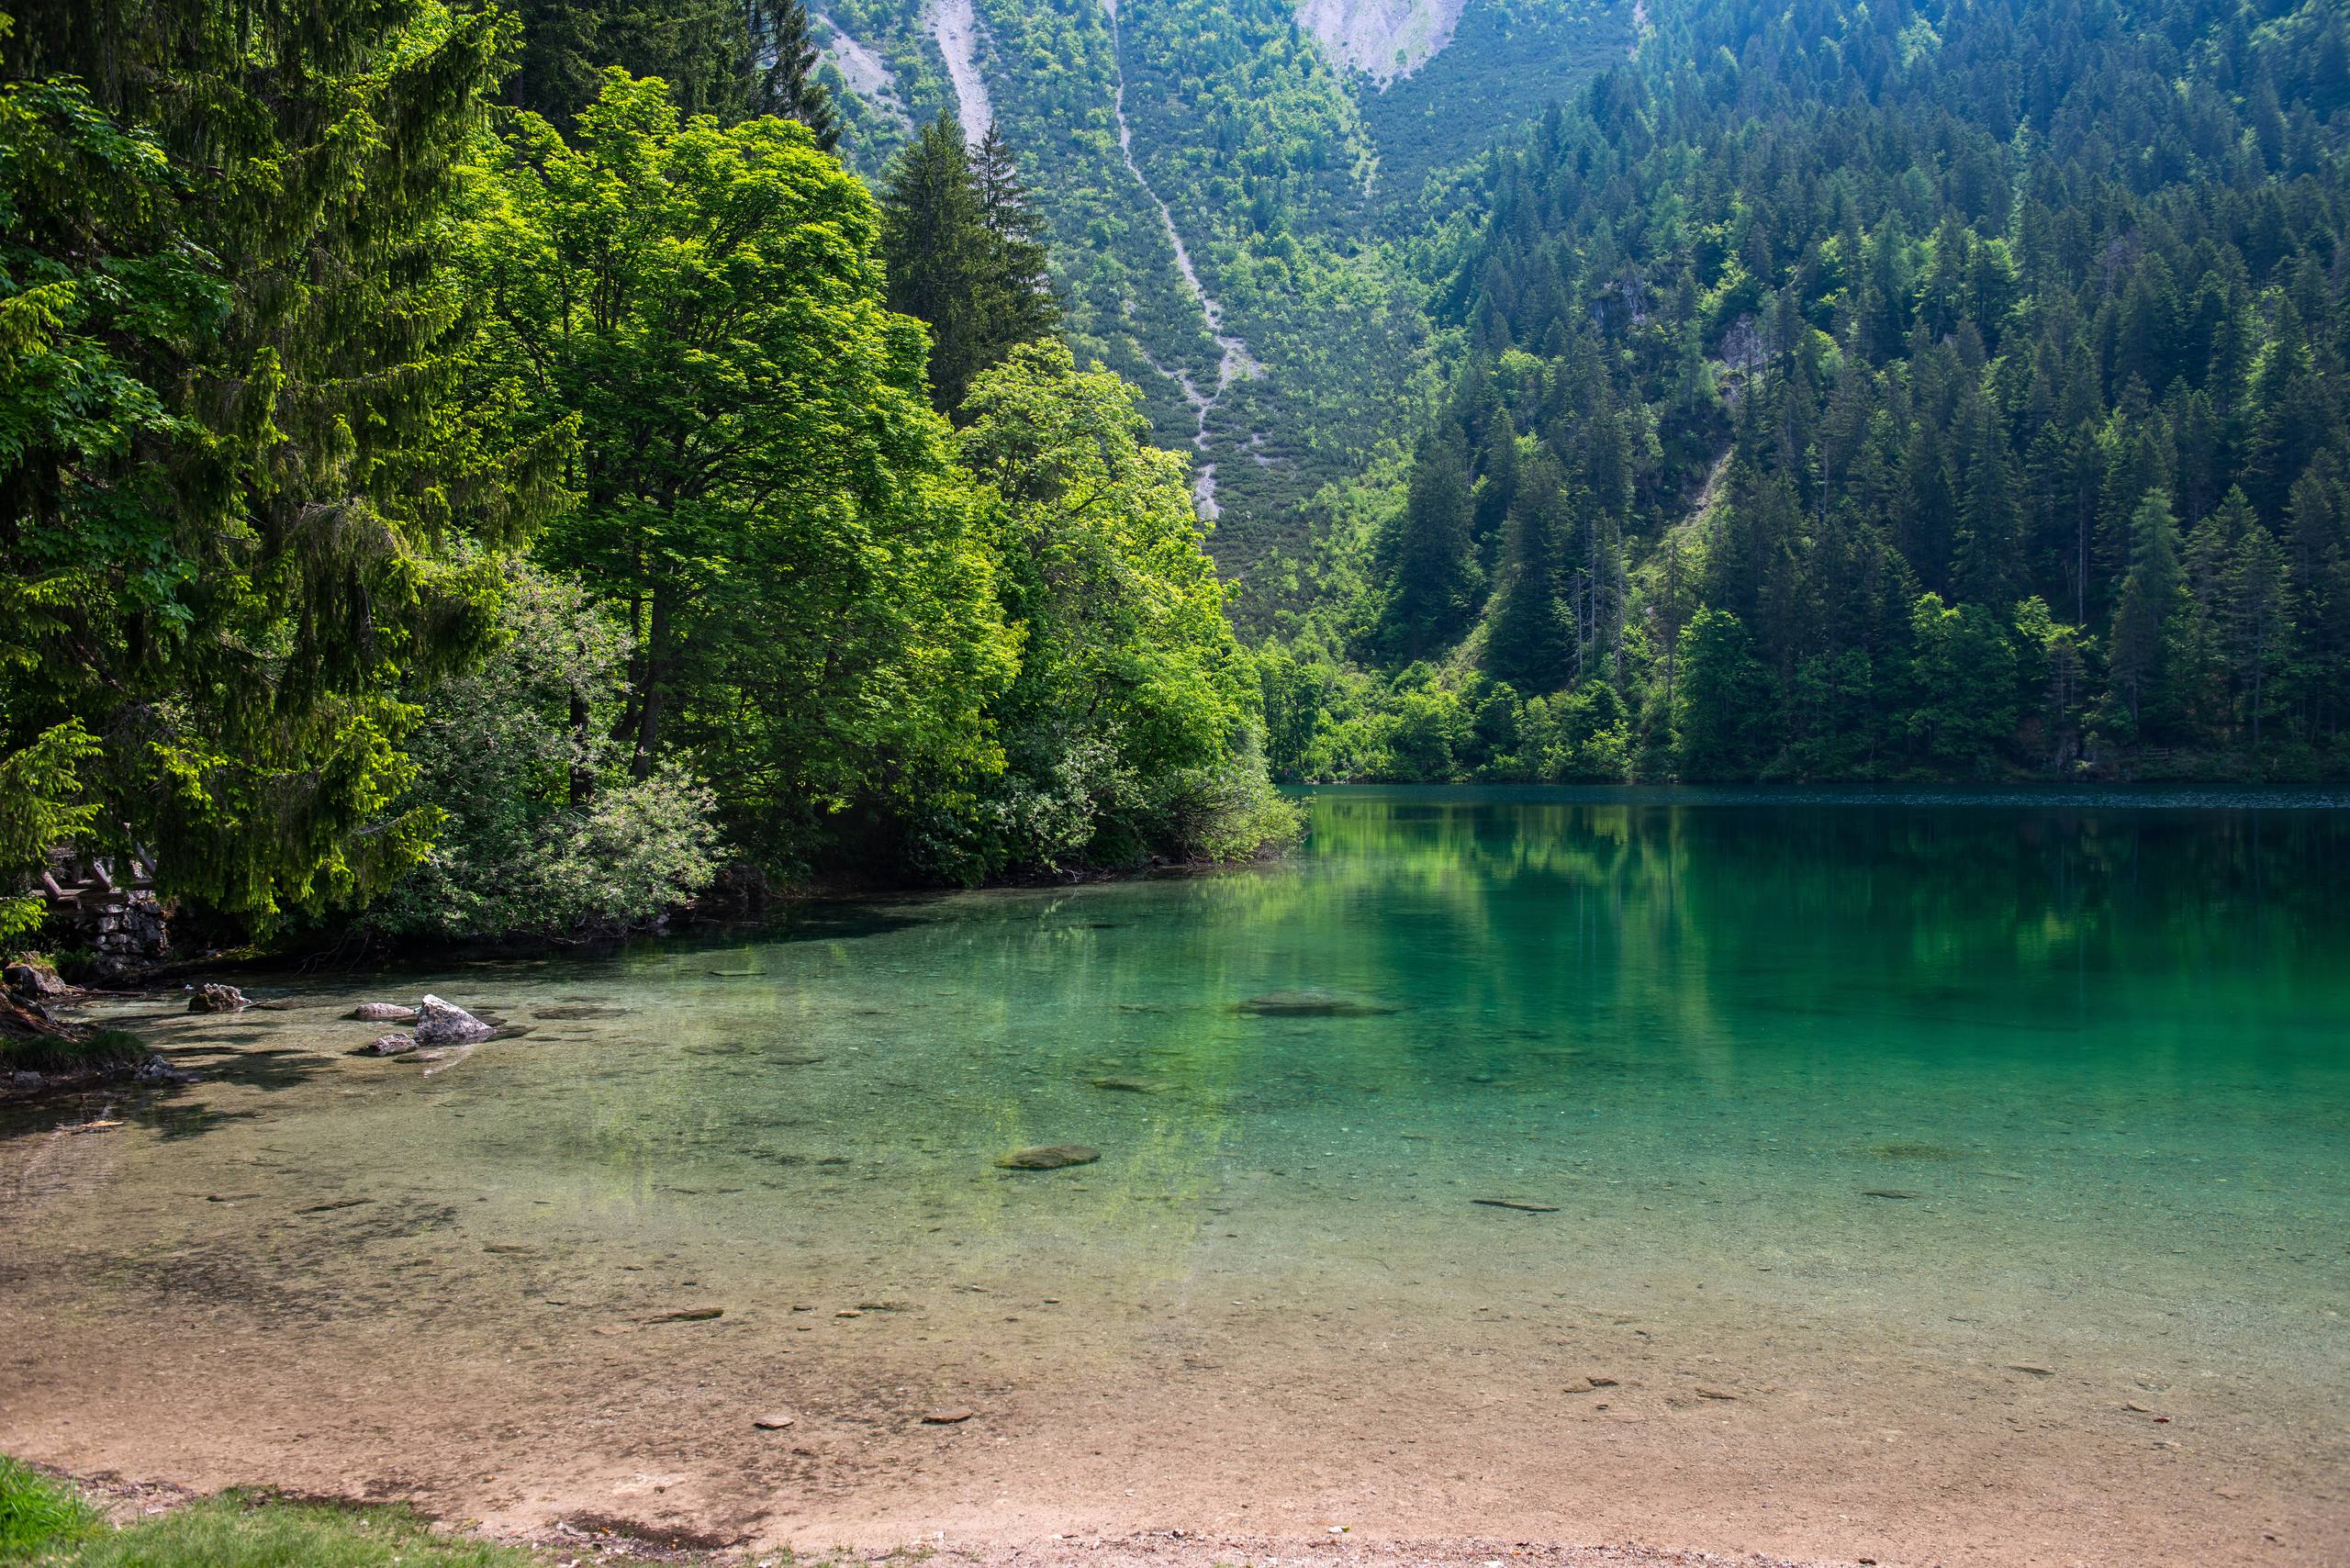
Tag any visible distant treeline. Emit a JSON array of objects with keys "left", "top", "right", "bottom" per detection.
[{"left": 1262, "top": 0, "right": 2350, "bottom": 785}]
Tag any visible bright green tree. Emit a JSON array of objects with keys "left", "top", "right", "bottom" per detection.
[
  {"left": 943, "top": 340, "right": 1287, "bottom": 872},
  {"left": 463, "top": 72, "right": 1014, "bottom": 866}
]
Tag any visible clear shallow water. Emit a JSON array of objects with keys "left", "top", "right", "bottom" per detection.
[{"left": 5, "top": 788, "right": 2347, "bottom": 1560}]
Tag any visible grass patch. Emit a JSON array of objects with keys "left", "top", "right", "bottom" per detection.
[
  {"left": 0, "top": 1466, "right": 549, "bottom": 1566},
  {"left": 0, "top": 1029, "right": 150, "bottom": 1078},
  {"left": 0, "top": 1459, "right": 102, "bottom": 1559}
]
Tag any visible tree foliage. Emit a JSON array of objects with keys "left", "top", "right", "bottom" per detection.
[
  {"left": 463, "top": 73, "right": 1014, "bottom": 868},
  {"left": 1, "top": 0, "right": 553, "bottom": 927}
]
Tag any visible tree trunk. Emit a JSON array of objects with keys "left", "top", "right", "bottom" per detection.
[{"left": 632, "top": 584, "right": 673, "bottom": 781}]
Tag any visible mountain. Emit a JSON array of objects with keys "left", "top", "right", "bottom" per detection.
[{"left": 811, "top": 0, "right": 1634, "bottom": 589}]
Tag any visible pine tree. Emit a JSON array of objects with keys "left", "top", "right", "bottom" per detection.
[
  {"left": 1377, "top": 433, "right": 1483, "bottom": 662},
  {"left": 2109, "top": 490, "right": 2185, "bottom": 739},
  {"left": 970, "top": 125, "right": 1060, "bottom": 353},
  {"left": 3, "top": 0, "right": 549, "bottom": 925},
  {"left": 881, "top": 116, "right": 1059, "bottom": 416},
  {"left": 507, "top": 0, "right": 754, "bottom": 129},
  {"left": 2228, "top": 518, "right": 2291, "bottom": 756},
  {"left": 1674, "top": 609, "right": 1773, "bottom": 779},
  {"left": 1483, "top": 451, "right": 1572, "bottom": 691},
  {"left": 748, "top": 0, "right": 840, "bottom": 150}
]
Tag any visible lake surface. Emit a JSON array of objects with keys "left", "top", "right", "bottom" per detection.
[{"left": 3, "top": 788, "right": 2345, "bottom": 1565}]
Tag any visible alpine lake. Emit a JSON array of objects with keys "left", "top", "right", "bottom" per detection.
[{"left": 3, "top": 788, "right": 2344, "bottom": 1566}]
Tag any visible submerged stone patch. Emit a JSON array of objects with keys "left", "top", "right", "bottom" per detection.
[
  {"left": 995, "top": 1144, "right": 1101, "bottom": 1170},
  {"left": 1236, "top": 990, "right": 1398, "bottom": 1017}
]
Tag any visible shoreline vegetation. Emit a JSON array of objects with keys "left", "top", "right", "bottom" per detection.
[
  {"left": 0, "top": 1461, "right": 1845, "bottom": 1568},
  {"left": 1, "top": 0, "right": 1300, "bottom": 999}
]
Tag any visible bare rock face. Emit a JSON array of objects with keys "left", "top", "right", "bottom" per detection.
[
  {"left": 413, "top": 995, "right": 492, "bottom": 1047},
  {"left": 346, "top": 1002, "right": 420, "bottom": 1024},
  {"left": 186, "top": 982, "right": 249, "bottom": 1014},
  {"left": 1293, "top": 0, "right": 1469, "bottom": 85}
]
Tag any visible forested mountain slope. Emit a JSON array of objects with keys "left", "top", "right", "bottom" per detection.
[
  {"left": 1267, "top": 0, "right": 2350, "bottom": 783},
  {"left": 811, "top": 0, "right": 1632, "bottom": 583}
]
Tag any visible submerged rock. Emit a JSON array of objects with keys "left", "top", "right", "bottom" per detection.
[
  {"left": 1089, "top": 1076, "right": 1160, "bottom": 1093},
  {"left": 414, "top": 994, "right": 493, "bottom": 1047},
  {"left": 1236, "top": 990, "right": 1398, "bottom": 1017},
  {"left": 347, "top": 1002, "right": 419, "bottom": 1023},
  {"left": 186, "top": 982, "right": 249, "bottom": 1014},
  {"left": 995, "top": 1144, "right": 1101, "bottom": 1170},
  {"left": 355, "top": 1033, "right": 417, "bottom": 1057}
]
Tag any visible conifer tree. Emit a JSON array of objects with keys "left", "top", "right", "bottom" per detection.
[
  {"left": 881, "top": 115, "right": 1058, "bottom": 416},
  {"left": 748, "top": 0, "right": 840, "bottom": 150},
  {"left": 1376, "top": 433, "right": 1483, "bottom": 664},
  {"left": 2, "top": 0, "right": 547, "bottom": 924},
  {"left": 2109, "top": 490, "right": 2185, "bottom": 739},
  {"left": 507, "top": 0, "right": 752, "bottom": 129}
]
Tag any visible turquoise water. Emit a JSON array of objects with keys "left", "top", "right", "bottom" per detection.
[{"left": 5, "top": 788, "right": 2346, "bottom": 1558}]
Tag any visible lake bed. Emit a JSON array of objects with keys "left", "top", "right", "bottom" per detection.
[{"left": 2, "top": 789, "right": 2344, "bottom": 1565}]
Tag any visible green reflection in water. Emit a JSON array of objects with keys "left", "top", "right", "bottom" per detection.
[{"left": 20, "top": 787, "right": 2350, "bottom": 1383}]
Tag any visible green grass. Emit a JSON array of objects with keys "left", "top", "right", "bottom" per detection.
[
  {"left": 0, "top": 1462, "right": 548, "bottom": 1566},
  {"left": 0, "top": 1029, "right": 150, "bottom": 1078},
  {"left": 0, "top": 1461, "right": 101, "bottom": 1559}
]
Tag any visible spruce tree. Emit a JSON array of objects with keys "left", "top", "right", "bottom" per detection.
[
  {"left": 1377, "top": 433, "right": 1483, "bottom": 664},
  {"left": 748, "top": 0, "right": 840, "bottom": 150},
  {"left": 2109, "top": 490, "right": 2186, "bottom": 739},
  {"left": 507, "top": 0, "right": 754, "bottom": 129},
  {"left": 971, "top": 125, "right": 1059, "bottom": 349},
  {"left": 881, "top": 115, "right": 1059, "bottom": 416},
  {"left": 3, "top": 0, "right": 548, "bottom": 925}
]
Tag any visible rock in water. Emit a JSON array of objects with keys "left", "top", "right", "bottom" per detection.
[
  {"left": 1089, "top": 1076, "right": 1160, "bottom": 1092},
  {"left": 186, "top": 982, "right": 249, "bottom": 1014},
  {"left": 356, "top": 1034, "right": 417, "bottom": 1057},
  {"left": 1236, "top": 990, "right": 1398, "bottom": 1017},
  {"left": 995, "top": 1145, "right": 1101, "bottom": 1170},
  {"left": 346, "top": 1002, "right": 419, "bottom": 1023},
  {"left": 414, "top": 994, "right": 493, "bottom": 1047}
]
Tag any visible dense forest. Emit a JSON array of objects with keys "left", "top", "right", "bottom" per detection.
[
  {"left": 1265, "top": 0, "right": 2350, "bottom": 783},
  {"left": 0, "top": 0, "right": 1293, "bottom": 957},
  {"left": 4, "top": 0, "right": 2347, "bottom": 967}
]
